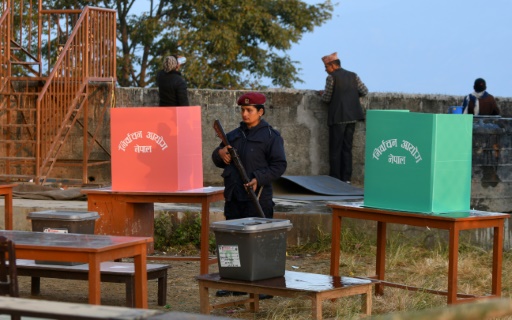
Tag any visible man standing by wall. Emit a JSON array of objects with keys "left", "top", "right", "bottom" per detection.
[
  {"left": 156, "top": 55, "right": 190, "bottom": 106},
  {"left": 462, "top": 78, "right": 500, "bottom": 116},
  {"left": 320, "top": 52, "right": 368, "bottom": 184}
]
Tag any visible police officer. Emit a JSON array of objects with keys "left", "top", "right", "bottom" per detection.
[{"left": 212, "top": 92, "right": 287, "bottom": 220}]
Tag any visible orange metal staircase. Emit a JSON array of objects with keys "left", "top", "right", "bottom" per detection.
[{"left": 0, "top": 0, "right": 116, "bottom": 185}]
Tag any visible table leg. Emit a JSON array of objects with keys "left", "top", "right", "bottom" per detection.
[
  {"left": 362, "top": 285, "right": 372, "bottom": 315},
  {"left": 492, "top": 224, "right": 504, "bottom": 296},
  {"left": 158, "top": 274, "right": 167, "bottom": 306},
  {"left": 249, "top": 293, "right": 259, "bottom": 312},
  {"left": 198, "top": 281, "right": 210, "bottom": 314},
  {"left": 200, "top": 199, "right": 211, "bottom": 275},
  {"left": 4, "top": 191, "right": 13, "bottom": 230},
  {"left": 30, "top": 277, "right": 41, "bottom": 295},
  {"left": 126, "top": 202, "right": 155, "bottom": 253},
  {"left": 375, "top": 221, "right": 386, "bottom": 295},
  {"left": 88, "top": 194, "right": 154, "bottom": 253},
  {"left": 447, "top": 225, "right": 459, "bottom": 304},
  {"left": 330, "top": 212, "right": 342, "bottom": 276},
  {"left": 311, "top": 294, "right": 322, "bottom": 320},
  {"left": 88, "top": 257, "right": 101, "bottom": 305},
  {"left": 133, "top": 247, "right": 148, "bottom": 308}
]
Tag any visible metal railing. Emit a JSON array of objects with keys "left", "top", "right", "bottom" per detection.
[
  {"left": 0, "top": 6, "right": 10, "bottom": 93},
  {"left": 0, "top": 1, "right": 116, "bottom": 183},
  {"left": 36, "top": 6, "right": 116, "bottom": 182}
]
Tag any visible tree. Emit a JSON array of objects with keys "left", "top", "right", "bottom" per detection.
[{"left": 48, "top": 0, "right": 334, "bottom": 89}]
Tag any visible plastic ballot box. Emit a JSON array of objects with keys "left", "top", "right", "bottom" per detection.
[
  {"left": 364, "top": 110, "right": 473, "bottom": 213},
  {"left": 111, "top": 106, "right": 203, "bottom": 192}
]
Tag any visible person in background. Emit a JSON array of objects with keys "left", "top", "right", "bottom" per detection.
[
  {"left": 462, "top": 78, "right": 500, "bottom": 116},
  {"left": 156, "top": 55, "right": 189, "bottom": 106},
  {"left": 320, "top": 52, "right": 368, "bottom": 184},
  {"left": 211, "top": 92, "right": 287, "bottom": 298}
]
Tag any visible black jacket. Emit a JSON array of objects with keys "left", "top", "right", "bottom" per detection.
[
  {"left": 156, "top": 70, "right": 189, "bottom": 106},
  {"left": 328, "top": 68, "right": 365, "bottom": 125},
  {"left": 212, "top": 119, "right": 287, "bottom": 202}
]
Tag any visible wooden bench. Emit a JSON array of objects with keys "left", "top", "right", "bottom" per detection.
[
  {"left": 196, "top": 271, "right": 374, "bottom": 320},
  {"left": 15, "top": 259, "right": 170, "bottom": 307},
  {"left": 0, "top": 296, "right": 236, "bottom": 320},
  {"left": 0, "top": 296, "right": 163, "bottom": 319}
]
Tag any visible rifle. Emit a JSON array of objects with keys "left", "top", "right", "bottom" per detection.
[{"left": 213, "top": 119, "right": 266, "bottom": 218}]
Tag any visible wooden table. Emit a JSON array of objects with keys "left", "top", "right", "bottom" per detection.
[
  {"left": 0, "top": 230, "right": 152, "bottom": 308},
  {"left": 82, "top": 186, "right": 224, "bottom": 274},
  {"left": 329, "top": 203, "right": 509, "bottom": 304},
  {"left": 0, "top": 183, "right": 16, "bottom": 230},
  {"left": 197, "top": 271, "right": 373, "bottom": 319}
]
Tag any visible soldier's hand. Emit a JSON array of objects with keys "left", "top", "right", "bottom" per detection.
[
  {"left": 244, "top": 178, "right": 258, "bottom": 192},
  {"left": 219, "top": 147, "right": 231, "bottom": 164}
]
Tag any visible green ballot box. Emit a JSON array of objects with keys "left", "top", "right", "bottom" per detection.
[{"left": 364, "top": 110, "right": 473, "bottom": 213}]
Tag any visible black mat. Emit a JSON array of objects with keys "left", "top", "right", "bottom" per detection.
[
  {"left": 272, "top": 175, "right": 364, "bottom": 201},
  {"left": 13, "top": 184, "right": 86, "bottom": 200}
]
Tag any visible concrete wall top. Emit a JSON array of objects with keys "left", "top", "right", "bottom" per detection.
[{"left": 113, "top": 88, "right": 512, "bottom": 187}]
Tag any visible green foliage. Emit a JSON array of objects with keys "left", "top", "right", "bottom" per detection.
[
  {"left": 153, "top": 212, "right": 172, "bottom": 250},
  {"left": 153, "top": 212, "right": 216, "bottom": 254},
  {"left": 47, "top": 0, "right": 334, "bottom": 89}
]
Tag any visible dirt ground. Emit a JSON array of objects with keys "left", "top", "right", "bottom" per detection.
[{"left": 16, "top": 252, "right": 335, "bottom": 319}]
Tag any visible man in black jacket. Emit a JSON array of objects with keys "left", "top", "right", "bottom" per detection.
[
  {"left": 156, "top": 55, "right": 189, "bottom": 106},
  {"left": 320, "top": 52, "right": 368, "bottom": 183}
]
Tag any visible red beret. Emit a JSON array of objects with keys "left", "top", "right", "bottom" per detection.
[{"left": 237, "top": 92, "right": 266, "bottom": 106}]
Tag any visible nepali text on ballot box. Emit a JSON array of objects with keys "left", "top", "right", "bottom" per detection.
[
  {"left": 111, "top": 106, "right": 203, "bottom": 192},
  {"left": 364, "top": 110, "right": 473, "bottom": 213}
]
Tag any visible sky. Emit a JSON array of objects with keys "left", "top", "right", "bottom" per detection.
[{"left": 281, "top": 0, "right": 512, "bottom": 97}]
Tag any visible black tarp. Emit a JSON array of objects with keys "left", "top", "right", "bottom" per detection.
[{"left": 272, "top": 175, "right": 364, "bottom": 201}]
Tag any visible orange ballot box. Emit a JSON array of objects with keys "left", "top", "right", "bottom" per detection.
[{"left": 111, "top": 106, "right": 203, "bottom": 192}]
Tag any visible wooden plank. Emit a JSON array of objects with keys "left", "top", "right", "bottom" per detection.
[{"left": 0, "top": 296, "right": 161, "bottom": 320}]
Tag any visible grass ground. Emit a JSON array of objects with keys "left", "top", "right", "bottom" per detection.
[
  {"left": 16, "top": 225, "right": 512, "bottom": 319},
  {"left": 7, "top": 208, "right": 510, "bottom": 319}
]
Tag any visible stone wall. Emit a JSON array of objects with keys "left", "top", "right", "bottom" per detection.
[{"left": 77, "top": 88, "right": 512, "bottom": 212}]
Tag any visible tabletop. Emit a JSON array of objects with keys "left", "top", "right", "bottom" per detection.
[
  {"left": 0, "top": 230, "right": 151, "bottom": 251},
  {"left": 328, "top": 202, "right": 510, "bottom": 220},
  {"left": 197, "top": 271, "right": 373, "bottom": 293},
  {"left": 81, "top": 186, "right": 225, "bottom": 196},
  {"left": 0, "top": 184, "right": 17, "bottom": 190}
]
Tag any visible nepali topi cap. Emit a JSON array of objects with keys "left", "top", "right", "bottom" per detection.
[
  {"left": 237, "top": 92, "right": 266, "bottom": 106},
  {"left": 321, "top": 52, "right": 338, "bottom": 65}
]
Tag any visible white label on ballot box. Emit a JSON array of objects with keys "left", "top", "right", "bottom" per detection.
[
  {"left": 218, "top": 245, "right": 241, "bottom": 267},
  {"left": 43, "top": 228, "right": 68, "bottom": 233}
]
